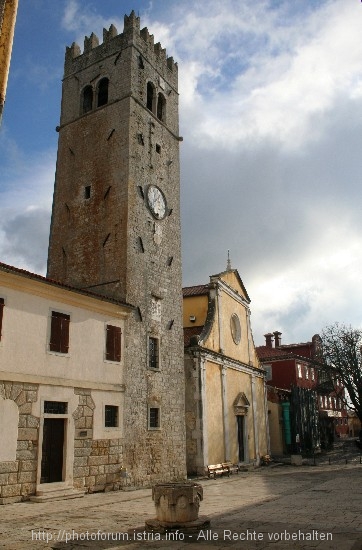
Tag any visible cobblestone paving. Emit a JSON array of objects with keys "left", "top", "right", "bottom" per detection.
[{"left": 0, "top": 463, "right": 361, "bottom": 550}]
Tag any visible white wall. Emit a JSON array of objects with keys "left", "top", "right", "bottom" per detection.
[{"left": 0, "top": 280, "right": 126, "bottom": 388}]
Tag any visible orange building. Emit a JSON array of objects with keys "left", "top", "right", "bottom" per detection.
[{"left": 183, "top": 266, "right": 268, "bottom": 475}]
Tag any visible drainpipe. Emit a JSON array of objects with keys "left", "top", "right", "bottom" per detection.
[
  {"left": 251, "top": 375, "right": 260, "bottom": 465},
  {"left": 246, "top": 308, "right": 253, "bottom": 364},
  {"left": 216, "top": 285, "right": 224, "bottom": 354},
  {"left": 264, "top": 382, "right": 271, "bottom": 454},
  {"left": 200, "top": 355, "right": 209, "bottom": 468},
  {"left": 221, "top": 365, "right": 230, "bottom": 461}
]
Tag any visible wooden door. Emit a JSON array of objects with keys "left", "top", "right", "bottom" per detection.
[
  {"left": 40, "top": 418, "right": 65, "bottom": 483},
  {"left": 237, "top": 415, "right": 245, "bottom": 462}
]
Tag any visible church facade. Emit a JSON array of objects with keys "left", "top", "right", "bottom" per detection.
[{"left": 183, "top": 267, "right": 269, "bottom": 475}]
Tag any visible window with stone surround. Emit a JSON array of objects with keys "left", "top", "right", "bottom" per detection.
[
  {"left": 147, "top": 81, "right": 156, "bottom": 113},
  {"left": 0, "top": 298, "right": 4, "bottom": 341},
  {"left": 105, "top": 324, "right": 121, "bottom": 362},
  {"left": 148, "top": 406, "right": 160, "bottom": 429},
  {"left": 82, "top": 85, "right": 93, "bottom": 114},
  {"left": 148, "top": 336, "right": 159, "bottom": 369},
  {"left": 105, "top": 405, "right": 118, "bottom": 427},
  {"left": 157, "top": 92, "right": 166, "bottom": 121},
  {"left": 230, "top": 313, "right": 241, "bottom": 345},
  {"left": 49, "top": 311, "right": 70, "bottom": 354},
  {"left": 44, "top": 401, "right": 68, "bottom": 414},
  {"left": 97, "top": 77, "right": 109, "bottom": 107},
  {"left": 263, "top": 364, "right": 272, "bottom": 381}
]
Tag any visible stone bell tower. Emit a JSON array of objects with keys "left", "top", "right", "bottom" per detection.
[{"left": 47, "top": 11, "right": 186, "bottom": 484}]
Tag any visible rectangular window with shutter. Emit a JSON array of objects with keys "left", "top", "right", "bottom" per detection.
[
  {"left": 0, "top": 298, "right": 4, "bottom": 341},
  {"left": 105, "top": 324, "right": 121, "bottom": 362},
  {"left": 49, "top": 311, "right": 70, "bottom": 353}
]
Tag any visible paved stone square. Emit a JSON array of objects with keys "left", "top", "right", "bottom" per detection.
[{"left": 0, "top": 463, "right": 361, "bottom": 550}]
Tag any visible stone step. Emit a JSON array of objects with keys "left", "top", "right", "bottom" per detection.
[{"left": 30, "top": 487, "right": 85, "bottom": 503}]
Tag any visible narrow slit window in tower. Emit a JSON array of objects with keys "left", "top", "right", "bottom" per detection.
[
  {"left": 157, "top": 93, "right": 166, "bottom": 121},
  {"left": 82, "top": 86, "right": 93, "bottom": 114},
  {"left": 97, "top": 78, "right": 109, "bottom": 107},
  {"left": 147, "top": 82, "right": 155, "bottom": 112}
]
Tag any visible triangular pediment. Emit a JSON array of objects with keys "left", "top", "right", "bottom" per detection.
[
  {"left": 233, "top": 392, "right": 250, "bottom": 408},
  {"left": 233, "top": 392, "right": 250, "bottom": 415},
  {"left": 211, "top": 269, "right": 250, "bottom": 303}
]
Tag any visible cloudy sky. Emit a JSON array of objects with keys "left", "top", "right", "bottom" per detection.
[{"left": 1, "top": 0, "right": 362, "bottom": 345}]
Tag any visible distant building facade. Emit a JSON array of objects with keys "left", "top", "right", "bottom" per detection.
[
  {"left": 183, "top": 268, "right": 268, "bottom": 475},
  {"left": 257, "top": 332, "right": 348, "bottom": 455},
  {"left": 347, "top": 410, "right": 361, "bottom": 438}
]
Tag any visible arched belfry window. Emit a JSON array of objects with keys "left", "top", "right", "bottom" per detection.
[
  {"left": 97, "top": 77, "right": 109, "bottom": 107},
  {"left": 82, "top": 85, "right": 93, "bottom": 114},
  {"left": 147, "top": 82, "right": 156, "bottom": 113},
  {"left": 157, "top": 93, "right": 166, "bottom": 122}
]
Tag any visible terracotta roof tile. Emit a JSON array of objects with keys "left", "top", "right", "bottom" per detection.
[
  {"left": 256, "top": 346, "right": 294, "bottom": 360},
  {"left": 182, "top": 285, "right": 209, "bottom": 297}
]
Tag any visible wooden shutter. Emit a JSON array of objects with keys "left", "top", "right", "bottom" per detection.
[
  {"left": 50, "top": 311, "right": 70, "bottom": 353},
  {"left": 106, "top": 325, "right": 121, "bottom": 362},
  {"left": 0, "top": 298, "right": 4, "bottom": 341}
]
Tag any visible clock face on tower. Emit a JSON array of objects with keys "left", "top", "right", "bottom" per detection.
[{"left": 146, "top": 185, "right": 167, "bottom": 220}]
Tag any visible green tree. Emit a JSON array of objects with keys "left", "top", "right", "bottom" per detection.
[{"left": 319, "top": 323, "right": 362, "bottom": 423}]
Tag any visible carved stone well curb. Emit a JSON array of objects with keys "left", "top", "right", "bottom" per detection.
[{"left": 145, "top": 482, "right": 210, "bottom": 533}]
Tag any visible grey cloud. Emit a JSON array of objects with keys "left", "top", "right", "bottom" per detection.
[
  {"left": 180, "top": 90, "right": 362, "bottom": 345},
  {"left": 1, "top": 209, "right": 50, "bottom": 274},
  {"left": 181, "top": 92, "right": 362, "bottom": 281}
]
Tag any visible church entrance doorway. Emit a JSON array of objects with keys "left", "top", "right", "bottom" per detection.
[{"left": 237, "top": 415, "right": 245, "bottom": 462}]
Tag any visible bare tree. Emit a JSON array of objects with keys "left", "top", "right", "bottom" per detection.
[{"left": 319, "top": 323, "right": 362, "bottom": 423}]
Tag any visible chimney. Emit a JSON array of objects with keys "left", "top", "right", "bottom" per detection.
[
  {"left": 273, "top": 331, "right": 282, "bottom": 347},
  {"left": 264, "top": 333, "right": 274, "bottom": 348}
]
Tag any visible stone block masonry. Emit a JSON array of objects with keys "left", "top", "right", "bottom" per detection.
[
  {"left": 73, "top": 388, "right": 124, "bottom": 493},
  {"left": 0, "top": 381, "right": 39, "bottom": 504},
  {"left": 0, "top": 383, "right": 125, "bottom": 504}
]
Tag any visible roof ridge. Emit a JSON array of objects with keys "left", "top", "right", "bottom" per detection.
[{"left": 0, "top": 261, "right": 133, "bottom": 308}]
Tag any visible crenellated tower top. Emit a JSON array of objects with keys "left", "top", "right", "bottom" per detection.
[{"left": 64, "top": 10, "right": 177, "bottom": 87}]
